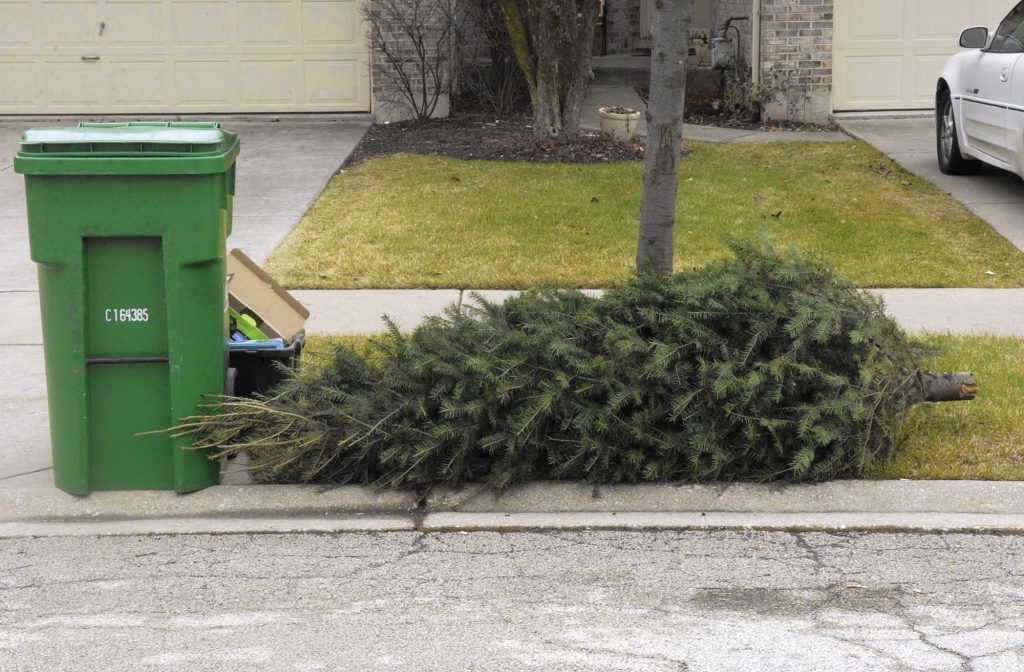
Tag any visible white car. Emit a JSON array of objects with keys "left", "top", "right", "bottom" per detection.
[{"left": 936, "top": 1, "right": 1024, "bottom": 178}]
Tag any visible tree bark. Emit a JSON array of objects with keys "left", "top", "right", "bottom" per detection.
[
  {"left": 915, "top": 371, "right": 978, "bottom": 403},
  {"left": 636, "top": 0, "right": 692, "bottom": 275},
  {"left": 499, "top": 0, "right": 599, "bottom": 139}
]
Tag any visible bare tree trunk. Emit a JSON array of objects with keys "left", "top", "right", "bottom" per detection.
[
  {"left": 559, "top": 0, "right": 595, "bottom": 138},
  {"left": 500, "top": 0, "right": 599, "bottom": 140},
  {"left": 636, "top": 0, "right": 692, "bottom": 274}
]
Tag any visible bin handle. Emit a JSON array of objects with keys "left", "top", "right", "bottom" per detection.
[{"left": 86, "top": 356, "right": 168, "bottom": 365}]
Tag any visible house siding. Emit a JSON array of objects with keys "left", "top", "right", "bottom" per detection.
[{"left": 758, "top": 0, "right": 833, "bottom": 123}]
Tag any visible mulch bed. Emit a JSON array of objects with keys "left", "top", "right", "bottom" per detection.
[
  {"left": 685, "top": 113, "right": 839, "bottom": 133},
  {"left": 345, "top": 114, "right": 646, "bottom": 166}
]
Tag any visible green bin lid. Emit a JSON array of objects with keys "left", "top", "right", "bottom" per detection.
[{"left": 14, "top": 121, "right": 239, "bottom": 176}]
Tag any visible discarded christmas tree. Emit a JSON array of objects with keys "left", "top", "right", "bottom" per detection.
[{"left": 180, "top": 239, "right": 975, "bottom": 491}]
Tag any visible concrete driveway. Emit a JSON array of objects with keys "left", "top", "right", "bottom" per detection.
[{"left": 840, "top": 118, "right": 1024, "bottom": 251}]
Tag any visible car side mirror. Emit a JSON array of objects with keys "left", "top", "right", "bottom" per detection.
[{"left": 960, "top": 26, "right": 989, "bottom": 49}]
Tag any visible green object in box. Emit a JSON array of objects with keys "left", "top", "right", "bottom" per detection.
[
  {"left": 15, "top": 122, "right": 239, "bottom": 494},
  {"left": 229, "top": 308, "right": 267, "bottom": 341}
]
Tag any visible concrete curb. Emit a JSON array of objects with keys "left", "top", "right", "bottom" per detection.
[
  {"left": 4, "top": 480, "right": 1024, "bottom": 536},
  {"left": 420, "top": 512, "right": 1024, "bottom": 534},
  {"left": 0, "top": 484, "right": 419, "bottom": 523},
  {"left": 426, "top": 481, "right": 1024, "bottom": 514},
  {"left": 0, "top": 516, "right": 416, "bottom": 538}
]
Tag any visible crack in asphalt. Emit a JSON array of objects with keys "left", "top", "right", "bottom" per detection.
[{"left": 794, "top": 532, "right": 827, "bottom": 576}]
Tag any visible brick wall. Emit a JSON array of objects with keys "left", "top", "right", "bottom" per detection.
[
  {"left": 600, "top": 0, "right": 650, "bottom": 55},
  {"left": 758, "top": 0, "right": 833, "bottom": 123},
  {"left": 602, "top": 0, "right": 631, "bottom": 54}
]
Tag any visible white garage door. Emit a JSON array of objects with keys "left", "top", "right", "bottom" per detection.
[
  {"left": 833, "top": 0, "right": 1016, "bottom": 111},
  {"left": 0, "top": 0, "right": 369, "bottom": 114}
]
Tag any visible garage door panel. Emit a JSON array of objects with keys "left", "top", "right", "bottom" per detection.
[
  {"left": 44, "top": 60, "right": 105, "bottom": 107},
  {"left": 106, "top": 1, "right": 167, "bottom": 47},
  {"left": 302, "top": 0, "right": 358, "bottom": 45},
  {"left": 40, "top": 1, "right": 102, "bottom": 48},
  {"left": 304, "top": 59, "right": 361, "bottom": 104},
  {"left": 845, "top": 0, "right": 904, "bottom": 43},
  {"left": 840, "top": 55, "right": 904, "bottom": 105},
  {"left": 238, "top": 1, "right": 297, "bottom": 45},
  {"left": 0, "top": 0, "right": 369, "bottom": 114},
  {"left": 0, "top": 4, "right": 35, "bottom": 51},
  {"left": 174, "top": 60, "right": 233, "bottom": 105},
  {"left": 913, "top": 1, "right": 977, "bottom": 40},
  {"left": 0, "top": 63, "right": 38, "bottom": 107},
  {"left": 172, "top": 1, "right": 232, "bottom": 46},
  {"left": 108, "top": 60, "right": 169, "bottom": 106},
  {"left": 239, "top": 60, "right": 296, "bottom": 104}
]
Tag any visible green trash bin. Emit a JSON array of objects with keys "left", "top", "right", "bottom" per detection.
[{"left": 15, "top": 122, "right": 239, "bottom": 494}]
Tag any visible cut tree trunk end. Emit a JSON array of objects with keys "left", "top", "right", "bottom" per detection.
[{"left": 917, "top": 371, "right": 978, "bottom": 403}]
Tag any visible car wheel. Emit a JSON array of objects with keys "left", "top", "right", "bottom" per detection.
[{"left": 937, "top": 89, "right": 979, "bottom": 175}]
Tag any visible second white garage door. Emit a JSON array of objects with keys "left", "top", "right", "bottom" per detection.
[
  {"left": 833, "top": 0, "right": 1016, "bottom": 111},
  {"left": 0, "top": 0, "right": 370, "bottom": 115}
]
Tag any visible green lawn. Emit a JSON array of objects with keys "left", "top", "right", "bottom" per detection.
[
  {"left": 868, "top": 334, "right": 1024, "bottom": 481},
  {"left": 267, "top": 142, "right": 1024, "bottom": 289},
  {"left": 301, "top": 334, "right": 1024, "bottom": 482}
]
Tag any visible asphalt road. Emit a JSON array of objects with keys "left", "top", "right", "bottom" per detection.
[{"left": 1, "top": 530, "right": 1022, "bottom": 671}]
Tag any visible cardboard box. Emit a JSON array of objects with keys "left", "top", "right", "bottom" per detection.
[{"left": 227, "top": 249, "right": 309, "bottom": 344}]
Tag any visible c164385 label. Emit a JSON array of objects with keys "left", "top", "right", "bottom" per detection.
[{"left": 105, "top": 308, "right": 150, "bottom": 323}]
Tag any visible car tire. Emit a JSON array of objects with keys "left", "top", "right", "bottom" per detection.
[{"left": 937, "top": 89, "right": 980, "bottom": 175}]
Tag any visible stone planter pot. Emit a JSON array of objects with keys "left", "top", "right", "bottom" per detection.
[{"left": 597, "top": 106, "right": 641, "bottom": 142}]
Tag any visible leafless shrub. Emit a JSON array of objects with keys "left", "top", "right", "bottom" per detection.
[{"left": 366, "top": 0, "right": 463, "bottom": 121}]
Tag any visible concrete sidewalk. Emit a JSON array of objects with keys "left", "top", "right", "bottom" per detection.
[
  {"left": 6, "top": 285, "right": 1011, "bottom": 340},
  {"left": 288, "top": 287, "right": 1024, "bottom": 336}
]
